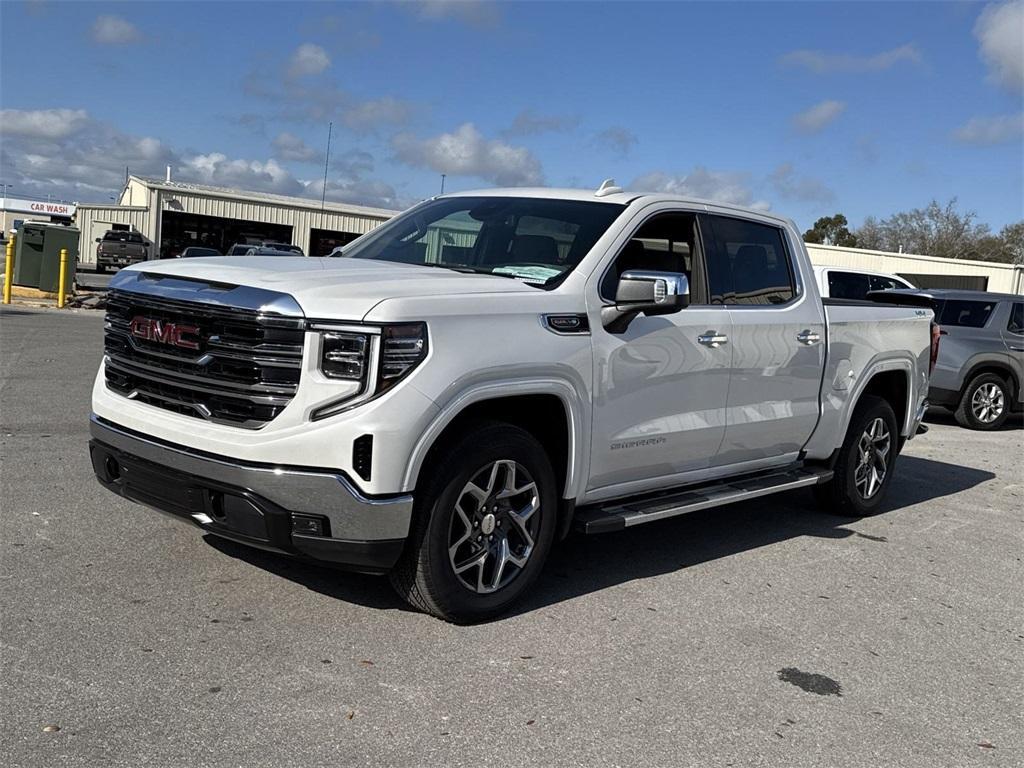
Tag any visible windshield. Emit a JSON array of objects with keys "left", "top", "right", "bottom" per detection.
[
  {"left": 104, "top": 232, "right": 141, "bottom": 243},
  {"left": 345, "top": 196, "right": 626, "bottom": 287}
]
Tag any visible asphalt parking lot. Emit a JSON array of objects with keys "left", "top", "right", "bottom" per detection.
[{"left": 1, "top": 306, "right": 1022, "bottom": 768}]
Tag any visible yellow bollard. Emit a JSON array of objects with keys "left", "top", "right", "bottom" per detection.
[
  {"left": 58, "top": 248, "right": 69, "bottom": 309},
  {"left": 2, "top": 233, "right": 14, "bottom": 305}
]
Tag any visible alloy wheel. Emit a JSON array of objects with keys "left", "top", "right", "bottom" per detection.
[
  {"left": 855, "top": 417, "right": 890, "bottom": 500},
  {"left": 971, "top": 383, "right": 1005, "bottom": 424},
  {"left": 447, "top": 460, "right": 540, "bottom": 594}
]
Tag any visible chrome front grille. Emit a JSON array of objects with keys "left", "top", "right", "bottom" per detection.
[{"left": 103, "top": 284, "right": 306, "bottom": 429}]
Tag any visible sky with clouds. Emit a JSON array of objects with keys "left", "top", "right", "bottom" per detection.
[{"left": 0, "top": 0, "right": 1021, "bottom": 229}]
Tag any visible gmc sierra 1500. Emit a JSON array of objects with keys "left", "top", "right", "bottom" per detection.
[{"left": 89, "top": 184, "right": 935, "bottom": 621}]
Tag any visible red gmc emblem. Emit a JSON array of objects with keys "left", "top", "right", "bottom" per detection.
[{"left": 129, "top": 316, "right": 200, "bottom": 350}]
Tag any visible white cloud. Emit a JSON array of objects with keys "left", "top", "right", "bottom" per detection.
[
  {"left": 392, "top": 123, "right": 543, "bottom": 186},
  {"left": 793, "top": 100, "right": 846, "bottom": 133},
  {"left": 780, "top": 43, "right": 921, "bottom": 73},
  {"left": 503, "top": 109, "right": 579, "bottom": 137},
  {"left": 1, "top": 110, "right": 176, "bottom": 197},
  {"left": 287, "top": 43, "right": 331, "bottom": 78},
  {"left": 594, "top": 126, "right": 638, "bottom": 157},
  {"left": 974, "top": 1, "right": 1024, "bottom": 93},
  {"left": 413, "top": 0, "right": 500, "bottom": 26},
  {"left": 90, "top": 15, "right": 141, "bottom": 45},
  {"left": 182, "top": 153, "right": 304, "bottom": 195},
  {"left": 0, "top": 107, "right": 399, "bottom": 208},
  {"left": 0, "top": 108, "right": 90, "bottom": 140},
  {"left": 304, "top": 176, "right": 402, "bottom": 210},
  {"left": 953, "top": 113, "right": 1024, "bottom": 145},
  {"left": 244, "top": 73, "right": 415, "bottom": 134},
  {"left": 272, "top": 132, "right": 320, "bottom": 163},
  {"left": 631, "top": 168, "right": 770, "bottom": 210},
  {"left": 341, "top": 96, "right": 415, "bottom": 132},
  {"left": 768, "top": 164, "right": 835, "bottom": 204},
  {"left": 332, "top": 148, "right": 375, "bottom": 177}
]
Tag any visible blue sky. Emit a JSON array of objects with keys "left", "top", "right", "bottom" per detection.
[{"left": 1, "top": 0, "right": 1021, "bottom": 231}]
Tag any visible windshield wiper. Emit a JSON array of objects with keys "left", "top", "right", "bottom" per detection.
[{"left": 421, "top": 263, "right": 522, "bottom": 280}]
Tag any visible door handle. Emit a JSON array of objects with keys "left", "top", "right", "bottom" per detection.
[
  {"left": 698, "top": 332, "right": 729, "bottom": 348},
  {"left": 797, "top": 329, "right": 821, "bottom": 345}
]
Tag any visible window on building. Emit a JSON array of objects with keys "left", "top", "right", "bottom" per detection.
[
  {"left": 937, "top": 299, "right": 996, "bottom": 328},
  {"left": 702, "top": 215, "right": 794, "bottom": 305}
]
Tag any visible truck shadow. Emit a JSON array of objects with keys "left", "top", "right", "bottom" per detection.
[
  {"left": 204, "top": 454, "right": 995, "bottom": 618},
  {"left": 924, "top": 408, "right": 1024, "bottom": 431}
]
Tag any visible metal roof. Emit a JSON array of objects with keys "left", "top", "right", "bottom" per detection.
[
  {"left": 127, "top": 176, "right": 399, "bottom": 219},
  {"left": 893, "top": 288, "right": 1023, "bottom": 302}
]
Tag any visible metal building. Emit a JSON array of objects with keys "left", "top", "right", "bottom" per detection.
[
  {"left": 807, "top": 244, "right": 1024, "bottom": 294},
  {"left": 73, "top": 175, "right": 397, "bottom": 264}
]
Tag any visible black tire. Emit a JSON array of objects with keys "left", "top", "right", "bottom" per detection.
[
  {"left": 389, "top": 421, "right": 558, "bottom": 623},
  {"left": 814, "top": 395, "right": 898, "bottom": 517},
  {"left": 954, "top": 373, "right": 1010, "bottom": 431}
]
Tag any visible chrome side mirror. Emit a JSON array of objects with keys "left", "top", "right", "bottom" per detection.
[{"left": 602, "top": 271, "right": 690, "bottom": 333}]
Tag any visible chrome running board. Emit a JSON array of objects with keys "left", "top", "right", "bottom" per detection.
[{"left": 575, "top": 466, "right": 833, "bottom": 534}]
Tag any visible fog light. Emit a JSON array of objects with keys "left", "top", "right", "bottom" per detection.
[
  {"left": 104, "top": 455, "right": 121, "bottom": 482},
  {"left": 291, "top": 514, "right": 329, "bottom": 537}
]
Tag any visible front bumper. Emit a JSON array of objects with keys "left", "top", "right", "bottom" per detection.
[{"left": 89, "top": 415, "right": 412, "bottom": 573}]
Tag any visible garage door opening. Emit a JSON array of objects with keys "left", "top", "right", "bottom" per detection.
[
  {"left": 310, "top": 228, "right": 362, "bottom": 257},
  {"left": 160, "top": 211, "right": 293, "bottom": 259}
]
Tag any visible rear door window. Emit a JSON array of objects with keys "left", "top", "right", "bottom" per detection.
[
  {"left": 701, "top": 215, "right": 795, "bottom": 305},
  {"left": 827, "top": 271, "right": 870, "bottom": 300},
  {"left": 937, "top": 299, "right": 996, "bottom": 328},
  {"left": 1007, "top": 302, "right": 1023, "bottom": 335}
]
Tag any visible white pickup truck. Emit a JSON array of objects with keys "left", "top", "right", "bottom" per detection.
[{"left": 90, "top": 184, "right": 937, "bottom": 621}]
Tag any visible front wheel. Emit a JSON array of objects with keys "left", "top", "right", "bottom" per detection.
[
  {"left": 390, "top": 422, "right": 557, "bottom": 622},
  {"left": 814, "top": 395, "right": 898, "bottom": 517},
  {"left": 954, "top": 373, "right": 1009, "bottom": 430}
]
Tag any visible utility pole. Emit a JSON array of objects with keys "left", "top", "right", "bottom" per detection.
[{"left": 320, "top": 121, "right": 333, "bottom": 227}]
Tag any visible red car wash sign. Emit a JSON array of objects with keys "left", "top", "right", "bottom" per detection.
[{"left": 2, "top": 197, "right": 77, "bottom": 217}]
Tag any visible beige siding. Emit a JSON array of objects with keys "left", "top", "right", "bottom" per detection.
[
  {"left": 74, "top": 205, "right": 150, "bottom": 265},
  {"left": 806, "top": 244, "right": 1024, "bottom": 294}
]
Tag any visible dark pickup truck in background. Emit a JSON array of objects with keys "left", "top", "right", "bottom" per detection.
[{"left": 95, "top": 230, "right": 148, "bottom": 272}]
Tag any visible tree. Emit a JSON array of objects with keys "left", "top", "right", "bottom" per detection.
[
  {"left": 999, "top": 221, "right": 1024, "bottom": 265},
  {"left": 852, "top": 199, "right": 994, "bottom": 260},
  {"left": 803, "top": 214, "right": 858, "bottom": 247},
  {"left": 855, "top": 216, "right": 885, "bottom": 251}
]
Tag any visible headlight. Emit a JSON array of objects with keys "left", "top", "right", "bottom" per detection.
[
  {"left": 320, "top": 331, "right": 369, "bottom": 381},
  {"left": 379, "top": 323, "right": 427, "bottom": 391},
  {"left": 312, "top": 323, "right": 427, "bottom": 420}
]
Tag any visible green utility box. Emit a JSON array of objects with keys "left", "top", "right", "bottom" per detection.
[{"left": 13, "top": 222, "right": 79, "bottom": 294}]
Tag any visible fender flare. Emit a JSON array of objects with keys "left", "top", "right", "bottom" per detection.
[
  {"left": 401, "top": 378, "right": 590, "bottom": 499},
  {"left": 958, "top": 356, "right": 1020, "bottom": 398},
  {"left": 835, "top": 356, "right": 916, "bottom": 447}
]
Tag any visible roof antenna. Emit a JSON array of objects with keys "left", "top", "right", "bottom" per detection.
[{"left": 595, "top": 178, "right": 622, "bottom": 197}]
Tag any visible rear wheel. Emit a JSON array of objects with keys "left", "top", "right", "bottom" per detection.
[
  {"left": 389, "top": 422, "right": 557, "bottom": 623},
  {"left": 954, "top": 373, "right": 1009, "bottom": 430},
  {"left": 814, "top": 395, "right": 898, "bottom": 517}
]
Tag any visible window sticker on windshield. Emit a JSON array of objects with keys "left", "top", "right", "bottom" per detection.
[{"left": 492, "top": 265, "right": 562, "bottom": 282}]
